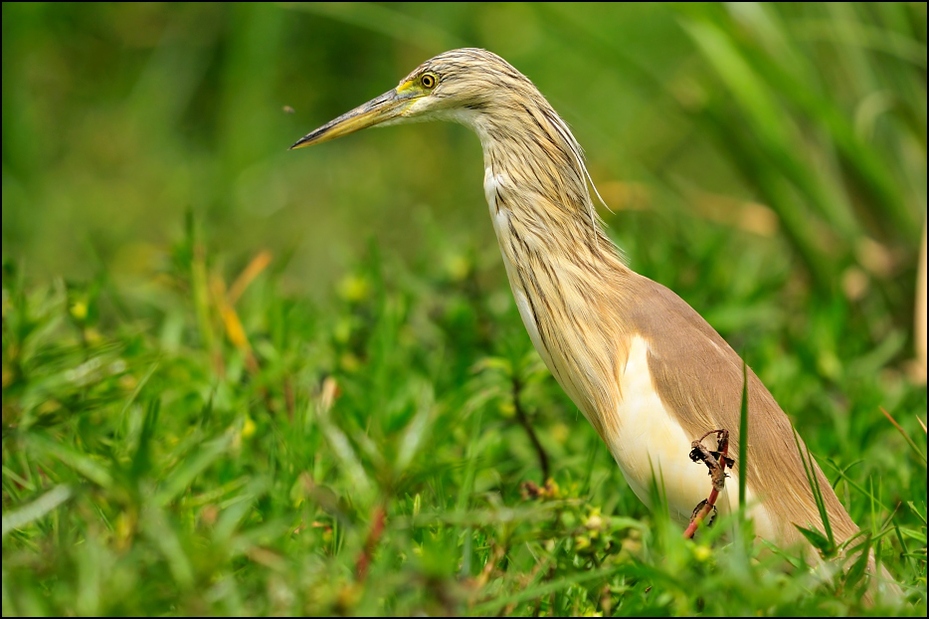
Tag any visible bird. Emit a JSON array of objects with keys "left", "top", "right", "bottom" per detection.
[{"left": 291, "top": 48, "right": 891, "bottom": 590}]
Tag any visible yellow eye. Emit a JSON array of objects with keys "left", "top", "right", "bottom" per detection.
[{"left": 420, "top": 72, "right": 438, "bottom": 89}]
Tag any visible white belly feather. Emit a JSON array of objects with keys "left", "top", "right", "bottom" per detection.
[{"left": 612, "top": 336, "right": 734, "bottom": 523}]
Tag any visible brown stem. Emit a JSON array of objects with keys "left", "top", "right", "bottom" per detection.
[
  {"left": 283, "top": 375, "right": 295, "bottom": 421},
  {"left": 512, "top": 376, "right": 550, "bottom": 482},
  {"left": 355, "top": 503, "right": 387, "bottom": 581}
]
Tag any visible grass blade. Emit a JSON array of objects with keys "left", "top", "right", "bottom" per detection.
[
  {"left": 154, "top": 432, "right": 234, "bottom": 506},
  {"left": 1, "top": 485, "right": 72, "bottom": 538},
  {"left": 738, "top": 361, "right": 749, "bottom": 511}
]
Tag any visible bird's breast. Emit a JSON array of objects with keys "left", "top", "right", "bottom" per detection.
[{"left": 483, "top": 167, "right": 508, "bottom": 217}]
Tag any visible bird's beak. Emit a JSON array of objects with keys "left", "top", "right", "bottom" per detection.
[{"left": 290, "top": 88, "right": 412, "bottom": 150}]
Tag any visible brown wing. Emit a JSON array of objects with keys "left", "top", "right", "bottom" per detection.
[{"left": 628, "top": 274, "right": 859, "bottom": 548}]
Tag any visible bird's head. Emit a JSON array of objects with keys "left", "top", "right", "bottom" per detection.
[{"left": 291, "top": 48, "right": 534, "bottom": 149}]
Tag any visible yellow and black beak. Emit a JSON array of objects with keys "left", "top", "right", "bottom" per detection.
[{"left": 290, "top": 87, "right": 414, "bottom": 150}]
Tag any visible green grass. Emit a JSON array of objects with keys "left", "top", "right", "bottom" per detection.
[
  {"left": 2, "top": 2, "right": 927, "bottom": 616},
  {"left": 2, "top": 220, "right": 926, "bottom": 615}
]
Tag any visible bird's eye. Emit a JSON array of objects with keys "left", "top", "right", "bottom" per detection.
[{"left": 420, "top": 72, "right": 438, "bottom": 89}]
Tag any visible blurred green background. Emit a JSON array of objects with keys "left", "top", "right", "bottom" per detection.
[{"left": 3, "top": 2, "right": 924, "bottom": 310}]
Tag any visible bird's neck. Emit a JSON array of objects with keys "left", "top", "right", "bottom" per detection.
[
  {"left": 475, "top": 122, "right": 625, "bottom": 274},
  {"left": 476, "top": 122, "right": 633, "bottom": 440}
]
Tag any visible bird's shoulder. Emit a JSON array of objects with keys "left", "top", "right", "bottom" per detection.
[{"left": 619, "top": 272, "right": 787, "bottom": 435}]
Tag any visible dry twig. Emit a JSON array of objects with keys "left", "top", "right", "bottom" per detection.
[{"left": 684, "top": 429, "right": 734, "bottom": 539}]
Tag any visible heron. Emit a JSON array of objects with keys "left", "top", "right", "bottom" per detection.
[{"left": 292, "top": 48, "right": 892, "bottom": 591}]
